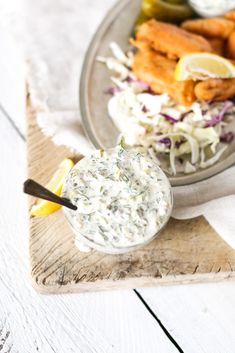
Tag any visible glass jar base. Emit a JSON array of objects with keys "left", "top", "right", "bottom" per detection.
[{"left": 75, "top": 238, "right": 92, "bottom": 253}]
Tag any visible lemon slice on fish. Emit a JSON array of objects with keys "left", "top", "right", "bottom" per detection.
[
  {"left": 174, "top": 53, "right": 235, "bottom": 81},
  {"left": 30, "top": 158, "right": 74, "bottom": 216}
]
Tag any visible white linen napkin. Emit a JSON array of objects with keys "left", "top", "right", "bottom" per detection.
[{"left": 8, "top": 0, "right": 235, "bottom": 247}]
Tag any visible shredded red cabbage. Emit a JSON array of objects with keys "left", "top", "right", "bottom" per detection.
[
  {"left": 142, "top": 105, "right": 148, "bottom": 113},
  {"left": 104, "top": 86, "right": 122, "bottom": 95},
  {"left": 220, "top": 131, "right": 234, "bottom": 143},
  {"left": 206, "top": 101, "right": 233, "bottom": 127},
  {"left": 181, "top": 110, "right": 192, "bottom": 121},
  {"left": 160, "top": 113, "right": 178, "bottom": 124},
  {"left": 175, "top": 140, "right": 184, "bottom": 148},
  {"left": 159, "top": 137, "right": 171, "bottom": 147},
  {"left": 126, "top": 76, "right": 150, "bottom": 90}
]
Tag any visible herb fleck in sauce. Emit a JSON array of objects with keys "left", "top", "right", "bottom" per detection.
[{"left": 62, "top": 146, "right": 172, "bottom": 251}]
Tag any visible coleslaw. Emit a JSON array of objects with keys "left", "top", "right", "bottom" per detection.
[{"left": 97, "top": 42, "right": 235, "bottom": 175}]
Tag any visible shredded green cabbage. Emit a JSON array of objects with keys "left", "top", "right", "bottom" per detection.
[{"left": 98, "top": 42, "right": 235, "bottom": 175}]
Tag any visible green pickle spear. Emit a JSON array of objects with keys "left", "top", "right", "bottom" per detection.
[{"left": 135, "top": 0, "right": 195, "bottom": 30}]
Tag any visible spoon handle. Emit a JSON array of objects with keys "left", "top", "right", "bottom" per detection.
[{"left": 23, "top": 179, "right": 77, "bottom": 211}]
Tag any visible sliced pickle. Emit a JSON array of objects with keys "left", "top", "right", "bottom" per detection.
[{"left": 139, "top": 0, "right": 195, "bottom": 24}]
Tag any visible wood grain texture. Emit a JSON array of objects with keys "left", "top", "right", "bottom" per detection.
[
  {"left": 27, "top": 101, "right": 235, "bottom": 294},
  {"left": 140, "top": 281, "right": 235, "bottom": 353},
  {"left": 0, "top": 110, "right": 179, "bottom": 353}
]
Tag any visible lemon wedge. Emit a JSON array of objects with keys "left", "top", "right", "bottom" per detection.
[
  {"left": 30, "top": 158, "right": 74, "bottom": 216},
  {"left": 174, "top": 53, "right": 235, "bottom": 81}
]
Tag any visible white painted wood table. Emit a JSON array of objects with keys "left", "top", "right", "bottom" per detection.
[{"left": 1, "top": 3, "right": 235, "bottom": 353}]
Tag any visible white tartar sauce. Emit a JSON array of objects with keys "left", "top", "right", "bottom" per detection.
[
  {"left": 62, "top": 146, "right": 172, "bottom": 253},
  {"left": 189, "top": 0, "right": 235, "bottom": 17}
]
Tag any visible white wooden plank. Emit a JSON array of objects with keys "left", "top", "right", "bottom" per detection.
[
  {"left": 139, "top": 283, "right": 235, "bottom": 353},
  {"left": 0, "top": 111, "right": 178, "bottom": 353}
]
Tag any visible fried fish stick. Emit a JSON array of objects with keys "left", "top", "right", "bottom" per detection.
[
  {"left": 229, "top": 59, "right": 235, "bottom": 66},
  {"left": 224, "top": 10, "right": 235, "bottom": 22},
  {"left": 182, "top": 18, "right": 235, "bottom": 39},
  {"left": 227, "top": 31, "right": 235, "bottom": 59},
  {"left": 195, "top": 78, "right": 235, "bottom": 101},
  {"left": 133, "top": 49, "right": 196, "bottom": 106},
  {"left": 209, "top": 38, "right": 225, "bottom": 56},
  {"left": 136, "top": 19, "right": 212, "bottom": 59}
]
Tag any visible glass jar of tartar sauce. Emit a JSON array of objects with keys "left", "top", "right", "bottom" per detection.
[{"left": 62, "top": 145, "right": 173, "bottom": 254}]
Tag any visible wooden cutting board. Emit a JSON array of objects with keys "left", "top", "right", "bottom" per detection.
[{"left": 27, "top": 102, "right": 235, "bottom": 294}]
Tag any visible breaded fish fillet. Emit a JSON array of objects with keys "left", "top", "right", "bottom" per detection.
[
  {"left": 182, "top": 18, "right": 235, "bottom": 39},
  {"left": 227, "top": 31, "right": 235, "bottom": 59},
  {"left": 209, "top": 38, "right": 225, "bottom": 56},
  {"left": 224, "top": 10, "right": 235, "bottom": 22},
  {"left": 136, "top": 19, "right": 212, "bottom": 60},
  {"left": 195, "top": 78, "right": 235, "bottom": 101},
  {"left": 132, "top": 49, "right": 196, "bottom": 106}
]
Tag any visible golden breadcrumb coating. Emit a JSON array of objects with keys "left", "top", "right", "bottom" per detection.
[
  {"left": 136, "top": 19, "right": 212, "bottom": 60},
  {"left": 132, "top": 49, "right": 196, "bottom": 106},
  {"left": 182, "top": 17, "right": 235, "bottom": 39},
  {"left": 195, "top": 78, "right": 235, "bottom": 101}
]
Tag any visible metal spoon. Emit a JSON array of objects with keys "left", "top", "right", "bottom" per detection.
[{"left": 23, "top": 179, "right": 77, "bottom": 211}]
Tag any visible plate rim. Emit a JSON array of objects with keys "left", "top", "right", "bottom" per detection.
[{"left": 80, "top": 0, "right": 131, "bottom": 149}]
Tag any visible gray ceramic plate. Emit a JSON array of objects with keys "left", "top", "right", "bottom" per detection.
[{"left": 80, "top": 0, "right": 235, "bottom": 186}]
